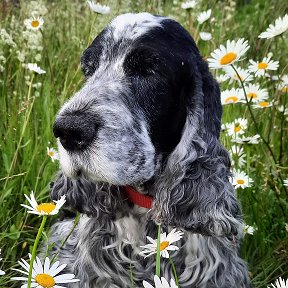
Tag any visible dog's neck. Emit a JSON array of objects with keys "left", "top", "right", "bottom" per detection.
[{"left": 122, "top": 186, "right": 153, "bottom": 209}]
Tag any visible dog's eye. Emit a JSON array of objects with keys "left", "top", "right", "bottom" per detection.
[
  {"left": 81, "top": 47, "right": 101, "bottom": 78},
  {"left": 81, "top": 29, "right": 106, "bottom": 78},
  {"left": 124, "top": 50, "right": 158, "bottom": 77}
]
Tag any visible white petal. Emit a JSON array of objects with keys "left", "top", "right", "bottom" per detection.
[
  {"left": 49, "top": 263, "right": 67, "bottom": 277},
  {"left": 161, "top": 250, "right": 170, "bottom": 258},
  {"left": 49, "top": 260, "right": 60, "bottom": 273},
  {"left": 143, "top": 280, "right": 154, "bottom": 288},
  {"left": 11, "top": 268, "right": 29, "bottom": 275},
  {"left": 54, "top": 273, "right": 79, "bottom": 282},
  {"left": 154, "top": 275, "right": 163, "bottom": 288},
  {"left": 146, "top": 236, "right": 156, "bottom": 244},
  {"left": 44, "top": 257, "right": 50, "bottom": 273},
  {"left": 161, "top": 277, "right": 170, "bottom": 287},
  {"left": 165, "top": 245, "right": 179, "bottom": 251},
  {"left": 11, "top": 276, "right": 29, "bottom": 281}
]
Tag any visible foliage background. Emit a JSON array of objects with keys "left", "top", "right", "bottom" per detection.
[{"left": 0, "top": 0, "right": 287, "bottom": 287}]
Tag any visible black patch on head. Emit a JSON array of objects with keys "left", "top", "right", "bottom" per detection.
[{"left": 122, "top": 19, "right": 203, "bottom": 155}]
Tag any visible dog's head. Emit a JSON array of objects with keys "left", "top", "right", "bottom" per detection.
[
  {"left": 52, "top": 13, "right": 242, "bottom": 237},
  {"left": 53, "top": 13, "right": 220, "bottom": 185}
]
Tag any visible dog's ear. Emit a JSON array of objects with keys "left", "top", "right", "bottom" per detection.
[
  {"left": 50, "top": 172, "right": 124, "bottom": 218},
  {"left": 151, "top": 58, "right": 243, "bottom": 238}
]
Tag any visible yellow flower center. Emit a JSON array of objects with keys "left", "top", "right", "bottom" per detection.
[
  {"left": 31, "top": 20, "right": 40, "bottom": 28},
  {"left": 159, "top": 241, "right": 169, "bottom": 251},
  {"left": 48, "top": 151, "right": 55, "bottom": 157},
  {"left": 35, "top": 273, "right": 55, "bottom": 287},
  {"left": 281, "top": 86, "right": 288, "bottom": 93},
  {"left": 247, "top": 92, "right": 257, "bottom": 99},
  {"left": 225, "top": 96, "right": 238, "bottom": 103},
  {"left": 258, "top": 62, "right": 268, "bottom": 69},
  {"left": 236, "top": 179, "right": 245, "bottom": 185},
  {"left": 234, "top": 125, "right": 241, "bottom": 132},
  {"left": 220, "top": 52, "right": 237, "bottom": 65},
  {"left": 259, "top": 101, "right": 269, "bottom": 107},
  {"left": 37, "top": 203, "right": 56, "bottom": 213}
]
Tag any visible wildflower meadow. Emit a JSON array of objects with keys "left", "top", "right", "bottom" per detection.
[{"left": 0, "top": 0, "right": 288, "bottom": 287}]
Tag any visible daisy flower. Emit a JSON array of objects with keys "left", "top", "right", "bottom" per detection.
[
  {"left": 258, "top": 14, "right": 288, "bottom": 39},
  {"left": 230, "top": 145, "right": 244, "bottom": 156},
  {"left": 207, "top": 38, "right": 249, "bottom": 69},
  {"left": 139, "top": 228, "right": 183, "bottom": 259},
  {"left": 216, "top": 74, "right": 229, "bottom": 83},
  {"left": 27, "top": 63, "right": 46, "bottom": 74},
  {"left": 226, "top": 118, "right": 248, "bottom": 137},
  {"left": 11, "top": 255, "right": 79, "bottom": 287},
  {"left": 0, "top": 249, "right": 5, "bottom": 276},
  {"left": 236, "top": 154, "right": 246, "bottom": 168},
  {"left": 232, "top": 135, "right": 261, "bottom": 144},
  {"left": 231, "top": 170, "right": 253, "bottom": 189},
  {"left": 277, "top": 105, "right": 288, "bottom": 115},
  {"left": 47, "top": 147, "right": 59, "bottom": 162},
  {"left": 221, "top": 123, "right": 227, "bottom": 131},
  {"left": 21, "top": 191, "right": 66, "bottom": 216},
  {"left": 221, "top": 88, "right": 244, "bottom": 105},
  {"left": 284, "top": 179, "right": 288, "bottom": 187},
  {"left": 244, "top": 83, "right": 269, "bottom": 103},
  {"left": 278, "top": 84, "right": 288, "bottom": 94},
  {"left": 230, "top": 145, "right": 246, "bottom": 168},
  {"left": 181, "top": 0, "right": 197, "bottom": 10},
  {"left": 278, "top": 75, "right": 288, "bottom": 93},
  {"left": 269, "top": 277, "right": 288, "bottom": 288},
  {"left": 87, "top": 1, "right": 110, "bottom": 14},
  {"left": 252, "top": 101, "right": 272, "bottom": 109},
  {"left": 281, "top": 75, "right": 288, "bottom": 85},
  {"left": 244, "top": 224, "right": 256, "bottom": 235},
  {"left": 24, "top": 17, "right": 44, "bottom": 31},
  {"left": 197, "top": 9, "right": 212, "bottom": 24},
  {"left": 199, "top": 32, "right": 212, "bottom": 41},
  {"left": 143, "top": 275, "right": 178, "bottom": 288},
  {"left": 224, "top": 65, "right": 253, "bottom": 84},
  {"left": 248, "top": 57, "right": 279, "bottom": 77}
]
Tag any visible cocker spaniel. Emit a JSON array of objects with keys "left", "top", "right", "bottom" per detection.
[{"left": 50, "top": 12, "right": 251, "bottom": 288}]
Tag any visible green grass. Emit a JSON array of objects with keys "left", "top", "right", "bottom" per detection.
[{"left": 0, "top": 0, "right": 287, "bottom": 287}]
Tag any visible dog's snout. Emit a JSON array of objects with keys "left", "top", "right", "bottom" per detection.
[{"left": 53, "top": 115, "right": 96, "bottom": 151}]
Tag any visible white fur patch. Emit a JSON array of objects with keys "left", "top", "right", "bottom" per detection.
[{"left": 111, "top": 13, "right": 163, "bottom": 41}]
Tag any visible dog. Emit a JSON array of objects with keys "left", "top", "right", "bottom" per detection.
[{"left": 50, "top": 12, "right": 251, "bottom": 287}]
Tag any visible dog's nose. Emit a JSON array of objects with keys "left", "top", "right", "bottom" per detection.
[{"left": 53, "top": 115, "right": 96, "bottom": 151}]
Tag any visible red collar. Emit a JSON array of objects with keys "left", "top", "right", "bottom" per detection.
[{"left": 122, "top": 186, "right": 153, "bottom": 209}]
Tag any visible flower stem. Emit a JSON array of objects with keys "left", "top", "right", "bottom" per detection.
[
  {"left": 231, "top": 64, "right": 276, "bottom": 162},
  {"left": 27, "top": 215, "right": 47, "bottom": 288},
  {"left": 51, "top": 213, "right": 80, "bottom": 263},
  {"left": 130, "top": 260, "right": 134, "bottom": 288},
  {"left": 156, "top": 224, "right": 161, "bottom": 277},
  {"left": 169, "top": 256, "right": 179, "bottom": 287}
]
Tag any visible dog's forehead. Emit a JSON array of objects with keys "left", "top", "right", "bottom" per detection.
[{"left": 109, "top": 12, "right": 164, "bottom": 41}]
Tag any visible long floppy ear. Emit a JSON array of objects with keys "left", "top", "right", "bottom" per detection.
[
  {"left": 151, "top": 57, "right": 243, "bottom": 238},
  {"left": 50, "top": 172, "right": 125, "bottom": 218}
]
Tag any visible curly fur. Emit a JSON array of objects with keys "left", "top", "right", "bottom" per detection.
[{"left": 50, "top": 13, "right": 251, "bottom": 287}]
